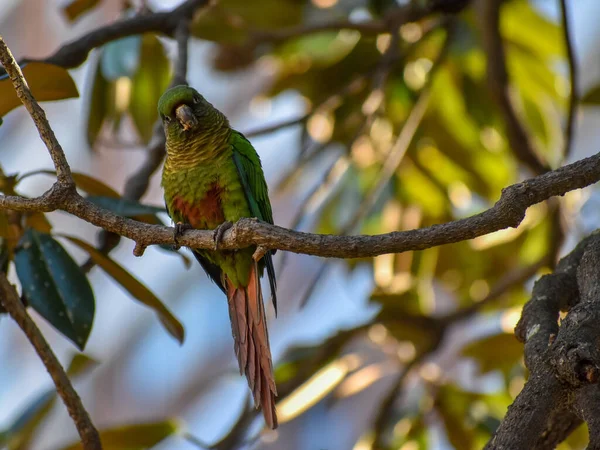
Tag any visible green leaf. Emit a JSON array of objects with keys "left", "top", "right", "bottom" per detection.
[
  {"left": 192, "top": 0, "right": 303, "bottom": 44},
  {"left": 130, "top": 34, "right": 171, "bottom": 144},
  {"left": 61, "top": 235, "right": 185, "bottom": 344},
  {"left": 437, "top": 384, "right": 480, "bottom": 450},
  {"left": 462, "top": 332, "right": 523, "bottom": 376},
  {"left": 60, "top": 420, "right": 179, "bottom": 450},
  {"left": 0, "top": 63, "right": 79, "bottom": 117},
  {"left": 86, "top": 196, "right": 165, "bottom": 216},
  {"left": 67, "top": 354, "right": 98, "bottom": 377},
  {"left": 63, "top": 0, "right": 100, "bottom": 21},
  {"left": 86, "top": 55, "right": 114, "bottom": 148},
  {"left": 14, "top": 229, "right": 95, "bottom": 349},
  {"left": 582, "top": 85, "right": 600, "bottom": 105}
]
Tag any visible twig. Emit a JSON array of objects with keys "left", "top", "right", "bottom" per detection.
[
  {"left": 251, "top": 0, "right": 468, "bottom": 44},
  {"left": 244, "top": 115, "right": 308, "bottom": 138},
  {"left": 559, "top": 0, "right": 578, "bottom": 160},
  {"left": 0, "top": 275, "right": 102, "bottom": 449},
  {"left": 18, "top": 0, "right": 208, "bottom": 70},
  {"left": 0, "top": 38, "right": 74, "bottom": 186}
]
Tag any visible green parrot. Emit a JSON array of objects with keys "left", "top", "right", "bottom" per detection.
[{"left": 158, "top": 85, "right": 278, "bottom": 428}]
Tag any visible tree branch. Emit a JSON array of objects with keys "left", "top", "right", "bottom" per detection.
[
  {"left": 0, "top": 275, "right": 102, "bottom": 450},
  {"left": 488, "top": 232, "right": 600, "bottom": 448},
  {"left": 3, "top": 18, "right": 600, "bottom": 261},
  {"left": 559, "top": 0, "right": 578, "bottom": 160},
  {"left": 475, "top": 0, "right": 549, "bottom": 175},
  {"left": 19, "top": 0, "right": 208, "bottom": 70}
]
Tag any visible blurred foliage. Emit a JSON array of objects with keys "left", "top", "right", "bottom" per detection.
[
  {"left": 0, "top": 63, "right": 79, "bottom": 119},
  {"left": 0, "top": 0, "right": 589, "bottom": 449}
]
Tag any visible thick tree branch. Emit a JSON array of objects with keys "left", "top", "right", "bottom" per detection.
[
  {"left": 488, "top": 233, "right": 600, "bottom": 448},
  {"left": 0, "top": 275, "right": 102, "bottom": 450}
]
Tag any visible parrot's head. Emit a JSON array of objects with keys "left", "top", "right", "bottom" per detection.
[{"left": 158, "top": 85, "right": 217, "bottom": 138}]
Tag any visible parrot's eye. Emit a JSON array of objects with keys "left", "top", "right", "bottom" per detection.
[
  {"left": 164, "top": 115, "right": 172, "bottom": 123},
  {"left": 193, "top": 96, "right": 200, "bottom": 104}
]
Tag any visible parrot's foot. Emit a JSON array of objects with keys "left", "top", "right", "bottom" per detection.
[
  {"left": 213, "top": 221, "right": 233, "bottom": 250},
  {"left": 173, "top": 222, "right": 193, "bottom": 250},
  {"left": 252, "top": 245, "right": 268, "bottom": 262}
]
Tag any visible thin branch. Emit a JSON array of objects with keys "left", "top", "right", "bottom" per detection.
[
  {"left": 0, "top": 275, "right": 102, "bottom": 450},
  {"left": 0, "top": 38, "right": 74, "bottom": 186},
  {"left": 3, "top": 26, "right": 600, "bottom": 261},
  {"left": 251, "top": 0, "right": 468, "bottom": 43},
  {"left": 18, "top": 0, "right": 208, "bottom": 70},
  {"left": 244, "top": 115, "right": 308, "bottom": 138},
  {"left": 559, "top": 0, "right": 578, "bottom": 160},
  {"left": 475, "top": 0, "right": 549, "bottom": 175},
  {"left": 1, "top": 148, "right": 600, "bottom": 259}
]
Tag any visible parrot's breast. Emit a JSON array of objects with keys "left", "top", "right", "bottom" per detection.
[{"left": 172, "top": 183, "right": 225, "bottom": 229}]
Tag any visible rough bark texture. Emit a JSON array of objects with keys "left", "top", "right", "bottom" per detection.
[{"left": 487, "top": 233, "right": 600, "bottom": 449}]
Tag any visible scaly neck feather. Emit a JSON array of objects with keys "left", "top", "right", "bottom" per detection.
[{"left": 164, "top": 109, "right": 231, "bottom": 171}]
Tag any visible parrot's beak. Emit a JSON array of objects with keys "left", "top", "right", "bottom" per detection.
[{"left": 175, "top": 104, "right": 198, "bottom": 131}]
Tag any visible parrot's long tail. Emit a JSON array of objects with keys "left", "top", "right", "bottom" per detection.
[{"left": 226, "top": 262, "right": 278, "bottom": 429}]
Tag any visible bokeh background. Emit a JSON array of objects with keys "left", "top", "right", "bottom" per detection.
[{"left": 1, "top": 0, "right": 600, "bottom": 449}]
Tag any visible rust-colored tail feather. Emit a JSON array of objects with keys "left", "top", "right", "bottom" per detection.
[{"left": 226, "top": 263, "right": 278, "bottom": 428}]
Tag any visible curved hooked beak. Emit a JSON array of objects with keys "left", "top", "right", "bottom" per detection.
[{"left": 175, "top": 104, "right": 198, "bottom": 131}]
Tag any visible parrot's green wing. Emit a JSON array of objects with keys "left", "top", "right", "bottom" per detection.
[{"left": 231, "top": 131, "right": 277, "bottom": 312}]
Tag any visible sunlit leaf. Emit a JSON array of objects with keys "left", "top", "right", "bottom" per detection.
[
  {"left": 14, "top": 229, "right": 95, "bottom": 349},
  {"left": 192, "top": 0, "right": 303, "bottom": 44},
  {"left": 67, "top": 354, "right": 99, "bottom": 377},
  {"left": 60, "top": 420, "right": 179, "bottom": 450},
  {"left": 61, "top": 235, "right": 185, "bottom": 344},
  {"left": 437, "top": 384, "right": 480, "bottom": 450},
  {"left": 63, "top": 0, "right": 100, "bottom": 22},
  {"left": 24, "top": 212, "right": 52, "bottom": 234},
  {"left": 0, "top": 63, "right": 79, "bottom": 117},
  {"left": 462, "top": 333, "right": 523, "bottom": 376},
  {"left": 86, "top": 54, "right": 114, "bottom": 148},
  {"left": 582, "top": 85, "right": 600, "bottom": 105},
  {"left": 130, "top": 34, "right": 170, "bottom": 144}
]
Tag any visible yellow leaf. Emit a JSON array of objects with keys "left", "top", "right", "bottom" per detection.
[
  {"left": 60, "top": 421, "right": 178, "bottom": 450},
  {"left": 60, "top": 235, "right": 185, "bottom": 344},
  {"left": 63, "top": 0, "right": 100, "bottom": 22},
  {"left": 0, "top": 63, "right": 79, "bottom": 117},
  {"left": 24, "top": 212, "right": 52, "bottom": 233}
]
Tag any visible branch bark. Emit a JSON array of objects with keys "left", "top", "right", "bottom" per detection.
[
  {"left": 559, "top": 0, "right": 578, "bottom": 160},
  {"left": 487, "top": 232, "right": 600, "bottom": 448},
  {"left": 19, "top": 0, "right": 208, "bottom": 70},
  {"left": 475, "top": 0, "right": 549, "bottom": 175},
  {"left": 0, "top": 275, "right": 102, "bottom": 450}
]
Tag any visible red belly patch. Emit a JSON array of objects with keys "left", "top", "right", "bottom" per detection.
[{"left": 173, "top": 184, "right": 225, "bottom": 228}]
